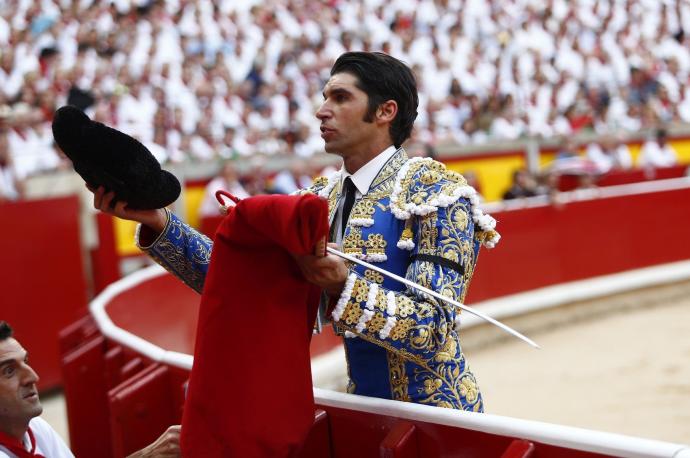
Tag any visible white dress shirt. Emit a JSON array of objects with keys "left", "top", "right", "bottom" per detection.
[{"left": 0, "top": 417, "right": 74, "bottom": 458}]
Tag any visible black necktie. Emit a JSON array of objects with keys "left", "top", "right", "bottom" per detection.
[{"left": 340, "top": 177, "right": 356, "bottom": 236}]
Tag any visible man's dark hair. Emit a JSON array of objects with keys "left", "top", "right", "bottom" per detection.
[
  {"left": 0, "top": 321, "right": 13, "bottom": 341},
  {"left": 331, "top": 52, "right": 418, "bottom": 148}
]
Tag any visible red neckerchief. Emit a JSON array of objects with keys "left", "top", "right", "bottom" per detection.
[{"left": 0, "top": 428, "right": 46, "bottom": 458}]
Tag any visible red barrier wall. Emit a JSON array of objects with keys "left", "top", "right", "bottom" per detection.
[
  {"left": 466, "top": 186, "right": 690, "bottom": 303},
  {"left": 91, "top": 212, "right": 121, "bottom": 295},
  {"left": 109, "top": 364, "right": 187, "bottom": 458},
  {"left": 199, "top": 187, "right": 690, "bottom": 306},
  {"left": 306, "top": 405, "right": 613, "bottom": 458},
  {"left": 107, "top": 274, "right": 199, "bottom": 355},
  {"left": 0, "top": 196, "right": 88, "bottom": 390},
  {"left": 558, "top": 164, "right": 688, "bottom": 191}
]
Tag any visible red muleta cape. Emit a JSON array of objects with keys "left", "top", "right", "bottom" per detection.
[{"left": 181, "top": 193, "right": 329, "bottom": 457}]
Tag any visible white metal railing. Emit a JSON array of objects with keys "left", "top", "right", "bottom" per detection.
[
  {"left": 313, "top": 388, "right": 690, "bottom": 458},
  {"left": 89, "top": 264, "right": 194, "bottom": 369}
]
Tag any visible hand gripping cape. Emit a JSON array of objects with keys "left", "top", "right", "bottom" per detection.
[{"left": 181, "top": 193, "right": 329, "bottom": 457}]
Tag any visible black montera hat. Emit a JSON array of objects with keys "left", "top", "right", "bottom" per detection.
[{"left": 52, "top": 105, "right": 181, "bottom": 209}]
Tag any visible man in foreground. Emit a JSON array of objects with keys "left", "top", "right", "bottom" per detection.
[{"left": 0, "top": 321, "right": 181, "bottom": 457}]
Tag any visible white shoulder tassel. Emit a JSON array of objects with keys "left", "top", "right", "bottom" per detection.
[
  {"left": 390, "top": 158, "right": 501, "bottom": 248},
  {"left": 318, "top": 171, "right": 341, "bottom": 199},
  {"left": 396, "top": 239, "right": 415, "bottom": 250}
]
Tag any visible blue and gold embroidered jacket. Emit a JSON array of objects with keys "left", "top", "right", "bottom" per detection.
[{"left": 137, "top": 149, "right": 500, "bottom": 412}]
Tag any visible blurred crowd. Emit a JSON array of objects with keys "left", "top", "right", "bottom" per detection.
[
  {"left": 1, "top": 0, "right": 690, "bottom": 202},
  {"left": 502, "top": 128, "right": 682, "bottom": 201}
]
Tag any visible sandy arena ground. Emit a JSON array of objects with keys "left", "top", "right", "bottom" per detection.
[{"left": 467, "top": 293, "right": 690, "bottom": 444}]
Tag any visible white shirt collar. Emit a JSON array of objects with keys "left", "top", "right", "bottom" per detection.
[{"left": 340, "top": 145, "right": 397, "bottom": 196}]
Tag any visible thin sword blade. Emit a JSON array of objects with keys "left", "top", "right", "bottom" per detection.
[{"left": 326, "top": 247, "right": 540, "bottom": 349}]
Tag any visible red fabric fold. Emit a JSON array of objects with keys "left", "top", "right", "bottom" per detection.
[
  {"left": 181, "top": 194, "right": 329, "bottom": 457},
  {"left": 0, "top": 429, "right": 45, "bottom": 458}
]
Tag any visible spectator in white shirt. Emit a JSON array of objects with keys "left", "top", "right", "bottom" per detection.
[
  {"left": 586, "top": 134, "right": 633, "bottom": 173},
  {"left": 638, "top": 128, "right": 678, "bottom": 168},
  {"left": 490, "top": 106, "right": 526, "bottom": 141},
  {"left": 198, "top": 160, "right": 249, "bottom": 218},
  {"left": 144, "top": 129, "right": 169, "bottom": 165},
  {"left": 188, "top": 124, "right": 217, "bottom": 161},
  {"left": 0, "top": 321, "right": 181, "bottom": 458},
  {"left": 678, "top": 85, "right": 690, "bottom": 123}
]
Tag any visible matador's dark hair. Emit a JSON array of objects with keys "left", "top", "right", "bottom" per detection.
[{"left": 331, "top": 52, "right": 418, "bottom": 148}]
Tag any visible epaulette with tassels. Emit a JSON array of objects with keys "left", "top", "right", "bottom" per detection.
[{"left": 389, "top": 157, "right": 501, "bottom": 249}]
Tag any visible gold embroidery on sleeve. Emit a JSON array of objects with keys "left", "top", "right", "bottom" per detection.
[
  {"left": 364, "top": 269, "right": 384, "bottom": 284},
  {"left": 367, "top": 312, "right": 387, "bottom": 333}
]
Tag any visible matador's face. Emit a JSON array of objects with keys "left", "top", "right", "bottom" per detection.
[{"left": 316, "top": 72, "right": 378, "bottom": 160}]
